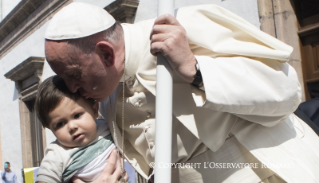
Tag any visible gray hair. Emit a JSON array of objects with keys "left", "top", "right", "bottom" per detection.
[{"left": 67, "top": 22, "right": 123, "bottom": 54}]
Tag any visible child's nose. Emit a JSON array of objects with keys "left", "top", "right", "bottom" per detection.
[{"left": 68, "top": 121, "right": 78, "bottom": 134}]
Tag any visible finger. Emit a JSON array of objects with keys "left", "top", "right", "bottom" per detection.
[
  {"left": 150, "top": 33, "right": 166, "bottom": 47},
  {"left": 151, "top": 36, "right": 178, "bottom": 57},
  {"left": 150, "top": 42, "right": 164, "bottom": 56},
  {"left": 150, "top": 15, "right": 181, "bottom": 40},
  {"left": 104, "top": 150, "right": 118, "bottom": 174},
  {"left": 154, "top": 14, "right": 179, "bottom": 26},
  {"left": 124, "top": 172, "right": 129, "bottom": 182},
  {"left": 151, "top": 24, "right": 176, "bottom": 35},
  {"left": 113, "top": 161, "right": 122, "bottom": 180}
]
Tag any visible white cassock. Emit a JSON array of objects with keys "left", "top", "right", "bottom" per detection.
[{"left": 99, "top": 4, "right": 319, "bottom": 183}]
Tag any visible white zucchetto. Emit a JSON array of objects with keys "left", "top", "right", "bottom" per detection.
[{"left": 45, "top": 2, "right": 115, "bottom": 40}]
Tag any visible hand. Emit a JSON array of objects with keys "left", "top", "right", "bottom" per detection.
[
  {"left": 150, "top": 14, "right": 197, "bottom": 83},
  {"left": 72, "top": 150, "right": 128, "bottom": 183}
]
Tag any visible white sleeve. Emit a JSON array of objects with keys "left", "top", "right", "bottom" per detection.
[
  {"left": 194, "top": 55, "right": 301, "bottom": 127},
  {"left": 36, "top": 145, "right": 64, "bottom": 183}
]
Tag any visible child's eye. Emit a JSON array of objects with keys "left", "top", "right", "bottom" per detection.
[
  {"left": 55, "top": 122, "right": 66, "bottom": 129},
  {"left": 74, "top": 113, "right": 83, "bottom": 119}
]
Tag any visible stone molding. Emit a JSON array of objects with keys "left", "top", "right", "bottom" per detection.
[
  {"left": 5, "top": 56, "right": 44, "bottom": 101},
  {"left": 105, "top": 0, "right": 139, "bottom": 23},
  {"left": 0, "top": 0, "right": 71, "bottom": 58},
  {"left": 298, "top": 23, "right": 319, "bottom": 37},
  {"left": 5, "top": 57, "right": 44, "bottom": 82},
  {"left": 0, "top": 0, "right": 139, "bottom": 58}
]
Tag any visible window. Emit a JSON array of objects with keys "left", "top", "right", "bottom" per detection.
[{"left": 5, "top": 56, "right": 45, "bottom": 167}]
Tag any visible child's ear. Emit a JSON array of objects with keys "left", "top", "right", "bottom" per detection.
[{"left": 93, "top": 102, "right": 99, "bottom": 118}]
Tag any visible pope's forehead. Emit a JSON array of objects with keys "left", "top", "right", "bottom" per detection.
[
  {"left": 46, "top": 41, "right": 80, "bottom": 65},
  {"left": 45, "top": 39, "right": 68, "bottom": 52},
  {"left": 48, "top": 60, "right": 81, "bottom": 76}
]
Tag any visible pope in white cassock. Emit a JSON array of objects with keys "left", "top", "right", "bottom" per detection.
[{"left": 42, "top": 2, "right": 319, "bottom": 183}]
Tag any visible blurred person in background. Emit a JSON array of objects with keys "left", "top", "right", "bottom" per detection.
[{"left": 1, "top": 162, "right": 18, "bottom": 183}]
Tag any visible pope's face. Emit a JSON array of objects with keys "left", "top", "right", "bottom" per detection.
[{"left": 45, "top": 40, "right": 120, "bottom": 101}]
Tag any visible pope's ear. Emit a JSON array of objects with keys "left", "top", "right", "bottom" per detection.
[{"left": 96, "top": 41, "right": 114, "bottom": 67}]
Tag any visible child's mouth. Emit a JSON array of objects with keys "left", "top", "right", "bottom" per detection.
[{"left": 73, "top": 134, "right": 84, "bottom": 141}]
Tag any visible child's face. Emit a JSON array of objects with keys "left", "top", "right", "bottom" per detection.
[{"left": 48, "top": 96, "right": 98, "bottom": 148}]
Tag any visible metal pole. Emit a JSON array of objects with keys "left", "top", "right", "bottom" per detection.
[{"left": 154, "top": 0, "right": 174, "bottom": 182}]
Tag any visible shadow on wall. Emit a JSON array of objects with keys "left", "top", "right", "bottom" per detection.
[{"left": 12, "top": 85, "right": 18, "bottom": 101}]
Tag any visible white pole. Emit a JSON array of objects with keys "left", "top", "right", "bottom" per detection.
[{"left": 154, "top": 0, "right": 174, "bottom": 182}]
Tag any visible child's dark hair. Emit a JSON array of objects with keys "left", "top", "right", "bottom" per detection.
[{"left": 35, "top": 75, "right": 82, "bottom": 128}]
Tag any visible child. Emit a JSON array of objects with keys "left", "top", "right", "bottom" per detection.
[{"left": 35, "top": 75, "right": 116, "bottom": 183}]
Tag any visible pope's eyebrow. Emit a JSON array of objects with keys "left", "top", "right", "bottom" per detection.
[{"left": 63, "top": 66, "right": 82, "bottom": 79}]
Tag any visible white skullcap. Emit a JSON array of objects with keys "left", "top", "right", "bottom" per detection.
[{"left": 45, "top": 2, "right": 115, "bottom": 40}]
